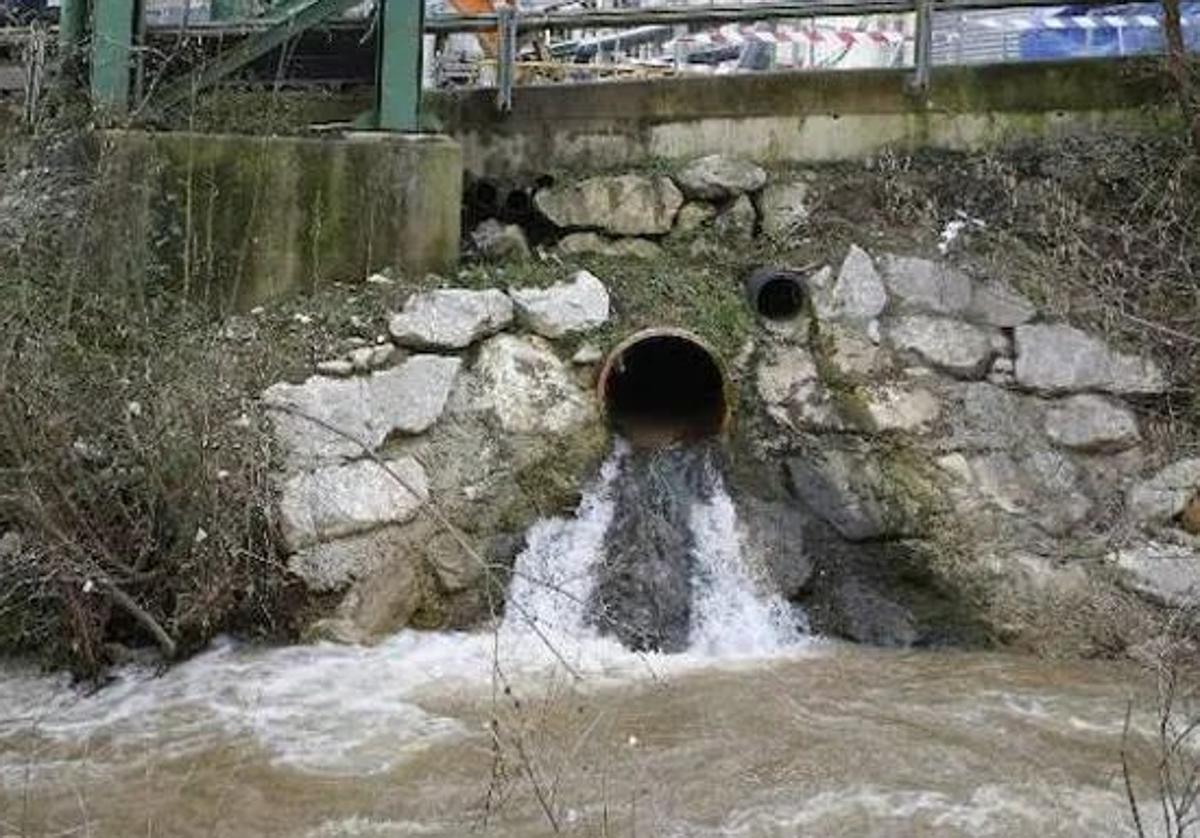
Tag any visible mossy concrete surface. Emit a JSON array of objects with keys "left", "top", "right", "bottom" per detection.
[
  {"left": 427, "top": 57, "right": 1175, "bottom": 177},
  {"left": 93, "top": 131, "right": 462, "bottom": 311}
]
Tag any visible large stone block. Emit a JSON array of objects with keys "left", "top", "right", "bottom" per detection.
[
  {"left": 1013, "top": 324, "right": 1165, "bottom": 395},
  {"left": 509, "top": 270, "right": 610, "bottom": 339},
  {"left": 92, "top": 131, "right": 461, "bottom": 311},
  {"left": 1043, "top": 394, "right": 1140, "bottom": 453},
  {"left": 263, "top": 355, "right": 461, "bottom": 466},
  {"left": 785, "top": 448, "right": 927, "bottom": 542},
  {"left": 1127, "top": 458, "right": 1200, "bottom": 526},
  {"left": 1114, "top": 543, "right": 1200, "bottom": 608},
  {"left": 534, "top": 174, "right": 682, "bottom": 236},
  {"left": 475, "top": 334, "right": 596, "bottom": 435},
  {"left": 674, "top": 154, "right": 767, "bottom": 200},
  {"left": 886, "top": 315, "right": 996, "bottom": 379},
  {"left": 388, "top": 288, "right": 513, "bottom": 350},
  {"left": 279, "top": 457, "right": 428, "bottom": 551}
]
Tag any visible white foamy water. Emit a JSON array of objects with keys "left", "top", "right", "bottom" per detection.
[
  {"left": 0, "top": 442, "right": 809, "bottom": 780},
  {"left": 687, "top": 467, "right": 804, "bottom": 656}
]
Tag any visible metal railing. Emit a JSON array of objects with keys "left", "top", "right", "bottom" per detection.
[
  {"left": 423, "top": 0, "right": 1122, "bottom": 32},
  {"left": 0, "top": 0, "right": 1189, "bottom": 110},
  {"left": 421, "top": 0, "right": 1149, "bottom": 101}
]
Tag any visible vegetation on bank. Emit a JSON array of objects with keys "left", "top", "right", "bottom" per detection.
[{"left": 1, "top": 106, "right": 1198, "bottom": 675}]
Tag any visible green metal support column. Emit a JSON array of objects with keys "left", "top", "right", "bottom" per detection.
[
  {"left": 59, "top": 0, "right": 87, "bottom": 55},
  {"left": 376, "top": 0, "right": 423, "bottom": 132},
  {"left": 91, "top": 0, "right": 136, "bottom": 113}
]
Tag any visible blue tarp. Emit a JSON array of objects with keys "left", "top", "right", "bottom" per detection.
[{"left": 1021, "top": 3, "right": 1200, "bottom": 59}]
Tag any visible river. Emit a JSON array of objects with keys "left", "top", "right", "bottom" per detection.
[{"left": 0, "top": 443, "right": 1157, "bottom": 837}]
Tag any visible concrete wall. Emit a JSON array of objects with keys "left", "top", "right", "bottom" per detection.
[
  {"left": 92, "top": 131, "right": 462, "bottom": 311},
  {"left": 428, "top": 58, "right": 1175, "bottom": 178}
]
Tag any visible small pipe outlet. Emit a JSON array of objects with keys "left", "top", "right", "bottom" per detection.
[{"left": 745, "top": 267, "right": 806, "bottom": 321}]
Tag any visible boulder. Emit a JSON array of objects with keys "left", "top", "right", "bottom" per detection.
[
  {"left": 1043, "top": 394, "right": 1140, "bottom": 453},
  {"left": 988, "top": 551, "right": 1090, "bottom": 603},
  {"left": 824, "top": 324, "right": 890, "bottom": 379},
  {"left": 534, "top": 174, "right": 683, "bottom": 236},
  {"left": 673, "top": 201, "right": 717, "bottom": 233},
  {"left": 325, "top": 544, "right": 424, "bottom": 639},
  {"left": 758, "top": 180, "right": 810, "bottom": 238},
  {"left": 830, "top": 243, "right": 888, "bottom": 324},
  {"left": 1013, "top": 324, "right": 1166, "bottom": 395},
  {"left": 806, "top": 265, "right": 836, "bottom": 319},
  {"left": 879, "top": 255, "right": 973, "bottom": 317},
  {"left": 475, "top": 334, "right": 596, "bottom": 435},
  {"left": 557, "top": 232, "right": 662, "bottom": 260},
  {"left": 886, "top": 315, "right": 996, "bottom": 378},
  {"left": 879, "top": 254, "right": 1035, "bottom": 327},
  {"left": 279, "top": 456, "right": 428, "bottom": 551},
  {"left": 714, "top": 194, "right": 756, "bottom": 240},
  {"left": 388, "top": 288, "right": 513, "bottom": 350},
  {"left": 786, "top": 448, "right": 924, "bottom": 541},
  {"left": 967, "top": 281, "right": 1037, "bottom": 328},
  {"left": 756, "top": 346, "right": 842, "bottom": 431},
  {"left": 470, "top": 219, "right": 530, "bottom": 262},
  {"left": 674, "top": 154, "right": 767, "bottom": 200},
  {"left": 289, "top": 526, "right": 416, "bottom": 593},
  {"left": 823, "top": 575, "right": 919, "bottom": 647},
  {"left": 961, "top": 450, "right": 1093, "bottom": 535},
  {"left": 263, "top": 356, "right": 461, "bottom": 465},
  {"left": 736, "top": 496, "right": 813, "bottom": 598},
  {"left": 358, "top": 344, "right": 397, "bottom": 372},
  {"left": 572, "top": 344, "right": 603, "bottom": 365},
  {"left": 1114, "top": 543, "right": 1200, "bottom": 608},
  {"left": 939, "top": 382, "right": 1044, "bottom": 452},
  {"left": 1127, "top": 458, "right": 1200, "bottom": 525},
  {"left": 509, "top": 269, "right": 610, "bottom": 339},
  {"left": 864, "top": 384, "right": 941, "bottom": 432}
]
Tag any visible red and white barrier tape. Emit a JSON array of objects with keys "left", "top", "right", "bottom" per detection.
[
  {"left": 671, "top": 24, "right": 908, "bottom": 50},
  {"left": 669, "top": 11, "right": 1195, "bottom": 51}
]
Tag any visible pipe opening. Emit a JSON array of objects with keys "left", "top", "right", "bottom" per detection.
[
  {"left": 503, "top": 188, "right": 534, "bottom": 222},
  {"left": 745, "top": 268, "right": 806, "bottom": 321},
  {"left": 470, "top": 179, "right": 500, "bottom": 217},
  {"left": 600, "top": 330, "right": 728, "bottom": 446}
]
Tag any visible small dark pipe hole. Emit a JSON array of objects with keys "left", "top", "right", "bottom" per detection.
[
  {"left": 757, "top": 277, "right": 805, "bottom": 320},
  {"left": 604, "top": 335, "right": 726, "bottom": 446},
  {"left": 503, "top": 188, "right": 534, "bottom": 223},
  {"left": 473, "top": 180, "right": 501, "bottom": 216},
  {"left": 745, "top": 268, "right": 806, "bottom": 322}
]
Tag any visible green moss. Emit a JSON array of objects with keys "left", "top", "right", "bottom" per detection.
[
  {"left": 511, "top": 424, "right": 609, "bottom": 522},
  {"left": 97, "top": 131, "right": 461, "bottom": 314},
  {"left": 469, "top": 243, "right": 756, "bottom": 362},
  {"left": 876, "top": 442, "right": 947, "bottom": 528},
  {"left": 806, "top": 324, "right": 877, "bottom": 432}
]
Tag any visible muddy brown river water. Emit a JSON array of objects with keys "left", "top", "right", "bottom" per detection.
[
  {"left": 0, "top": 641, "right": 1155, "bottom": 837},
  {"left": 0, "top": 447, "right": 1166, "bottom": 837}
]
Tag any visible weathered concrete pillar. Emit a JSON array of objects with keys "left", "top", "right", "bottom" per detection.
[{"left": 91, "top": 131, "right": 462, "bottom": 311}]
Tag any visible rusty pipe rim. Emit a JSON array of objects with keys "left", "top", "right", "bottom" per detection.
[{"left": 597, "top": 327, "right": 732, "bottom": 438}]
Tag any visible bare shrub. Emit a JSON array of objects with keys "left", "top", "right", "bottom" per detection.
[
  {"left": 1124, "top": 620, "right": 1200, "bottom": 838},
  {"left": 0, "top": 125, "right": 303, "bottom": 676}
]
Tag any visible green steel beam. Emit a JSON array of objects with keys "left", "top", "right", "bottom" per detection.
[
  {"left": 154, "top": 0, "right": 363, "bottom": 110},
  {"left": 375, "top": 0, "right": 422, "bottom": 132},
  {"left": 90, "top": 0, "right": 135, "bottom": 112},
  {"left": 209, "top": 0, "right": 251, "bottom": 21},
  {"left": 59, "top": 0, "right": 87, "bottom": 54}
]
